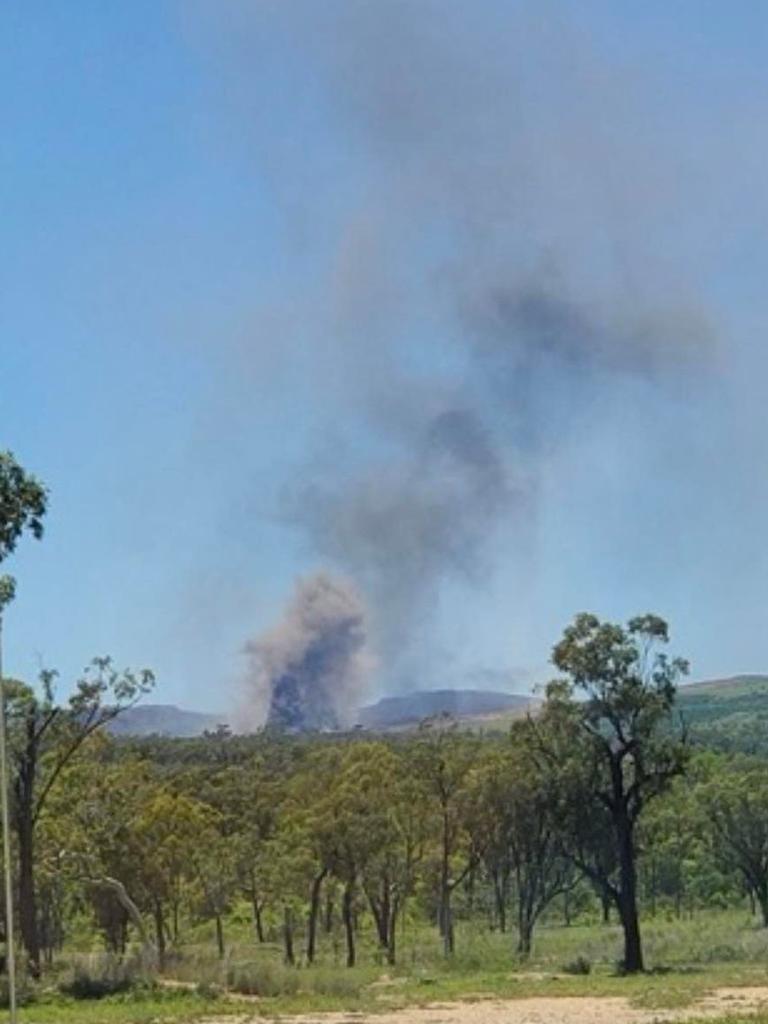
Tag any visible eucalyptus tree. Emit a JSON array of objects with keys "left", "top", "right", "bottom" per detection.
[
  {"left": 53, "top": 755, "right": 158, "bottom": 957},
  {"left": 410, "top": 721, "right": 482, "bottom": 955},
  {"left": 362, "top": 749, "right": 429, "bottom": 964},
  {"left": 531, "top": 613, "right": 689, "bottom": 973},
  {"left": 0, "top": 452, "right": 47, "bottom": 560},
  {"left": 326, "top": 741, "right": 408, "bottom": 967},
  {"left": 0, "top": 451, "right": 46, "bottom": 999},
  {"left": 700, "top": 758, "right": 768, "bottom": 926},
  {"left": 470, "top": 735, "right": 575, "bottom": 956},
  {"left": 8, "top": 659, "right": 154, "bottom": 973}
]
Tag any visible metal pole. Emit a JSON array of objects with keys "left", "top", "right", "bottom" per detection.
[{"left": 0, "top": 610, "right": 17, "bottom": 1022}]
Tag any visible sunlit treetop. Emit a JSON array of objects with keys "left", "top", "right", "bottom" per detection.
[{"left": 0, "top": 451, "right": 48, "bottom": 563}]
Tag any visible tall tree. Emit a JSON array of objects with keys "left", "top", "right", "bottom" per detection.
[
  {"left": 0, "top": 452, "right": 47, "bottom": 561},
  {"left": 410, "top": 722, "right": 481, "bottom": 955},
  {"left": 531, "top": 613, "right": 689, "bottom": 973},
  {"left": 8, "top": 659, "right": 154, "bottom": 974},
  {"left": 0, "top": 451, "right": 46, "bottom": 995},
  {"left": 470, "top": 738, "right": 575, "bottom": 956},
  {"left": 701, "top": 758, "right": 768, "bottom": 926}
]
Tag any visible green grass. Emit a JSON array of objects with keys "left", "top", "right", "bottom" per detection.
[
  {"left": 10, "top": 965, "right": 768, "bottom": 1023},
  {"left": 686, "top": 1018, "right": 768, "bottom": 1024},
  {"left": 12, "top": 908, "right": 768, "bottom": 1022},
  {"left": 15, "top": 989, "right": 235, "bottom": 1023},
  {"left": 682, "top": 675, "right": 768, "bottom": 698}
]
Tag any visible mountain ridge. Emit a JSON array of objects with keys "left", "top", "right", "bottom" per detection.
[{"left": 105, "top": 675, "right": 768, "bottom": 738}]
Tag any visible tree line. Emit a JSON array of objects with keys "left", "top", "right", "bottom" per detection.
[
  {"left": 0, "top": 449, "right": 766, "bottom": 981},
  {"left": 15, "top": 661, "right": 768, "bottom": 978}
]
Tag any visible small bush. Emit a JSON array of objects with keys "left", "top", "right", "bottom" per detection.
[
  {"left": 194, "top": 980, "right": 223, "bottom": 1000},
  {"left": 562, "top": 955, "right": 592, "bottom": 975},
  {"left": 226, "top": 960, "right": 300, "bottom": 997},
  {"left": 59, "top": 956, "right": 149, "bottom": 1000},
  {"left": 0, "top": 975, "right": 35, "bottom": 1008},
  {"left": 307, "top": 967, "right": 364, "bottom": 998},
  {"left": 699, "top": 942, "right": 742, "bottom": 963}
]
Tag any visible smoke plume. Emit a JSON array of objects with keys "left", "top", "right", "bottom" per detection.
[
  {"left": 217, "top": 0, "right": 714, "bottom": 686},
  {"left": 190, "top": 1, "right": 720, "bottom": 693},
  {"left": 243, "top": 573, "right": 371, "bottom": 731}
]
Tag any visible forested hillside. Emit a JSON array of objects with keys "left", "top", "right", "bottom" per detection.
[
  {"left": 2, "top": 607, "right": 768, "bottom": 1020},
  {"left": 678, "top": 676, "right": 768, "bottom": 753}
]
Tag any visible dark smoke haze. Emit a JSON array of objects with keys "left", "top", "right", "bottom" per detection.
[
  {"left": 242, "top": 573, "right": 371, "bottom": 731},
  {"left": 216, "top": 1, "right": 715, "bottom": 690},
  {"left": 9, "top": 4, "right": 768, "bottom": 713},
  {"left": 184, "top": 1, "right": 734, "bottom": 702}
]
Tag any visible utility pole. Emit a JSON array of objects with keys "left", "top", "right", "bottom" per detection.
[{"left": 0, "top": 576, "right": 17, "bottom": 1024}]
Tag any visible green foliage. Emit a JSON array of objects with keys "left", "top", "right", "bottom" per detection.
[
  {"left": 0, "top": 449, "right": 47, "bottom": 562},
  {"left": 59, "top": 956, "right": 150, "bottom": 1000},
  {"left": 531, "top": 612, "right": 690, "bottom": 972},
  {"left": 562, "top": 955, "right": 592, "bottom": 974},
  {"left": 15, "top": 603, "right": 768, "bottom": 1024},
  {"left": 0, "top": 973, "right": 36, "bottom": 1008},
  {"left": 225, "top": 958, "right": 300, "bottom": 996}
]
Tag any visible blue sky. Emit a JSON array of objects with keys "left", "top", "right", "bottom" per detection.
[{"left": 3, "top": 2, "right": 768, "bottom": 712}]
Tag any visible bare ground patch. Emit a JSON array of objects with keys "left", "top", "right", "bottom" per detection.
[{"left": 203, "top": 985, "right": 768, "bottom": 1024}]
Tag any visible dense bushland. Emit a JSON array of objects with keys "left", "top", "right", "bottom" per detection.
[{"left": 0, "top": 612, "right": 764, "bottom": 994}]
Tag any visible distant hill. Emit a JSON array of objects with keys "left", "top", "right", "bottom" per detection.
[
  {"left": 680, "top": 674, "right": 768, "bottom": 697},
  {"left": 106, "top": 705, "right": 228, "bottom": 738},
  {"left": 358, "top": 689, "right": 535, "bottom": 730},
  {"left": 107, "top": 676, "right": 763, "bottom": 744},
  {"left": 103, "top": 692, "right": 535, "bottom": 738},
  {"left": 677, "top": 675, "right": 768, "bottom": 754}
]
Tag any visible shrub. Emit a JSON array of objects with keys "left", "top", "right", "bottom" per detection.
[
  {"left": 59, "top": 956, "right": 149, "bottom": 1000},
  {"left": 194, "top": 980, "right": 223, "bottom": 1000},
  {"left": 226, "top": 960, "right": 300, "bottom": 997},
  {"left": 0, "top": 975, "right": 35, "bottom": 1008},
  {"left": 562, "top": 955, "right": 592, "bottom": 975},
  {"left": 307, "top": 967, "right": 364, "bottom": 997},
  {"left": 700, "top": 943, "right": 742, "bottom": 963}
]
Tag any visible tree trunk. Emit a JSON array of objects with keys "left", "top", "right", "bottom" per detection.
[
  {"left": 648, "top": 857, "right": 657, "bottom": 918},
  {"left": 342, "top": 881, "right": 356, "bottom": 968},
  {"left": 306, "top": 868, "right": 327, "bottom": 964},
  {"left": 600, "top": 889, "right": 611, "bottom": 924},
  {"left": 366, "top": 879, "right": 391, "bottom": 951},
  {"left": 17, "top": 811, "right": 40, "bottom": 977},
  {"left": 436, "top": 811, "right": 454, "bottom": 954},
  {"left": 517, "top": 920, "right": 533, "bottom": 956},
  {"left": 516, "top": 885, "right": 534, "bottom": 958},
  {"left": 253, "top": 897, "right": 265, "bottom": 943},
  {"left": 387, "top": 899, "right": 398, "bottom": 966},
  {"left": 283, "top": 906, "right": 295, "bottom": 966},
  {"left": 493, "top": 871, "right": 507, "bottom": 933},
  {"left": 617, "top": 894, "right": 643, "bottom": 973},
  {"left": 324, "top": 893, "right": 334, "bottom": 933},
  {"left": 439, "top": 812, "right": 455, "bottom": 956},
  {"left": 88, "top": 875, "right": 154, "bottom": 960},
  {"left": 440, "top": 886, "right": 454, "bottom": 955},
  {"left": 248, "top": 870, "right": 265, "bottom": 943},
  {"left": 756, "top": 885, "right": 768, "bottom": 928},
  {"left": 215, "top": 914, "right": 225, "bottom": 958},
  {"left": 617, "top": 821, "right": 643, "bottom": 973},
  {"left": 153, "top": 901, "right": 166, "bottom": 970}
]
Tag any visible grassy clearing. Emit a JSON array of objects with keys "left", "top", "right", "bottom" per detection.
[
  {"left": 685, "top": 1019, "right": 768, "bottom": 1024},
  {"left": 15, "top": 989, "right": 234, "bottom": 1024},
  {"left": 11, "top": 908, "right": 768, "bottom": 1022}
]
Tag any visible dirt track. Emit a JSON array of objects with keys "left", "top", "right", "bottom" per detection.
[{"left": 208, "top": 986, "right": 768, "bottom": 1024}]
